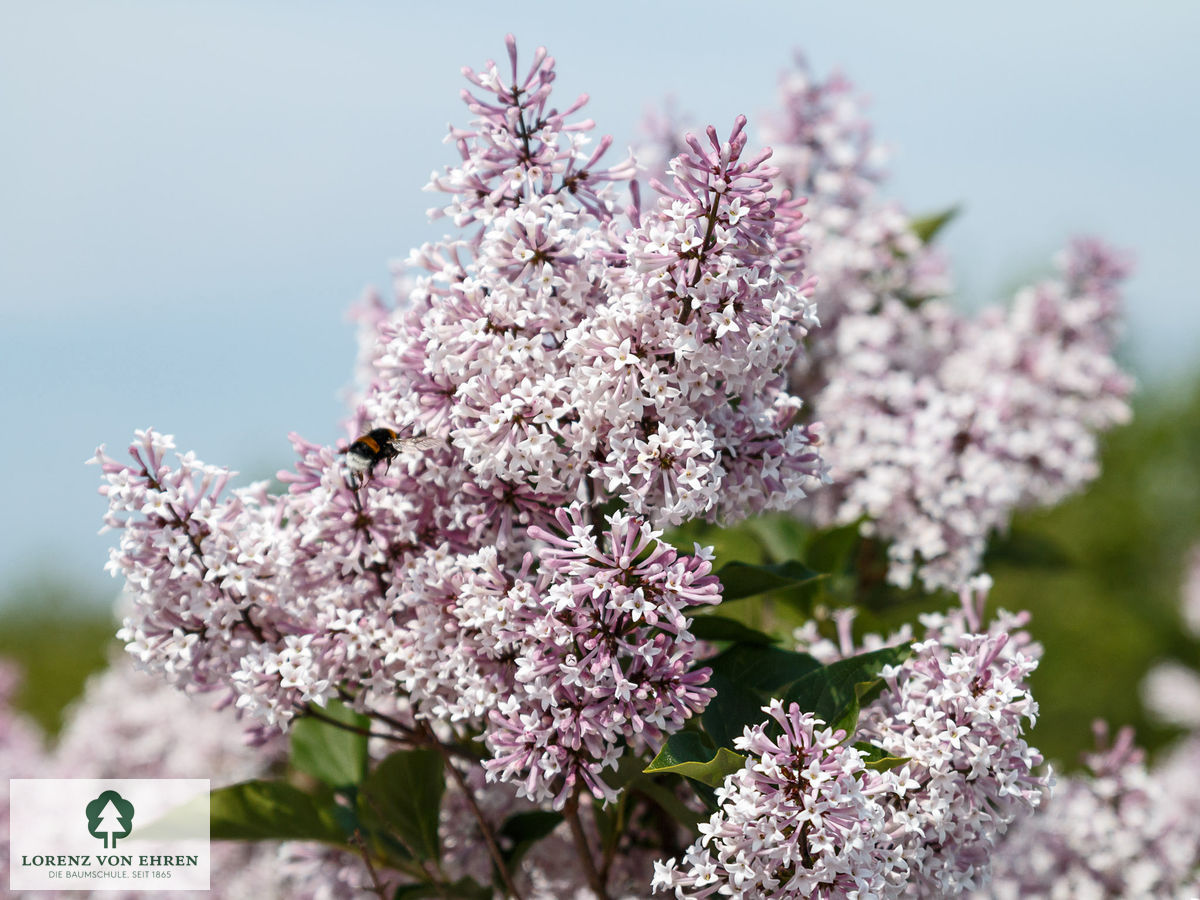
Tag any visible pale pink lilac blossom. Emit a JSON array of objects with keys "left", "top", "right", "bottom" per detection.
[
  {"left": 640, "top": 57, "right": 1130, "bottom": 591},
  {"left": 811, "top": 240, "right": 1133, "bottom": 590},
  {"left": 484, "top": 505, "right": 720, "bottom": 806},
  {"left": 652, "top": 698, "right": 907, "bottom": 899},
  {"left": 759, "top": 59, "right": 1131, "bottom": 591},
  {"left": 95, "top": 37, "right": 830, "bottom": 824},
  {"left": 791, "top": 578, "right": 1048, "bottom": 895},
  {"left": 982, "top": 724, "right": 1200, "bottom": 899},
  {"left": 760, "top": 57, "right": 950, "bottom": 346}
]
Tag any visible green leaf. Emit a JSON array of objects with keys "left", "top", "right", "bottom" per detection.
[
  {"left": 804, "top": 521, "right": 863, "bottom": 576},
  {"left": 781, "top": 645, "right": 912, "bottom": 737},
  {"left": 702, "top": 672, "right": 770, "bottom": 749},
  {"left": 705, "top": 644, "right": 822, "bottom": 693},
  {"left": 644, "top": 732, "right": 746, "bottom": 788},
  {"left": 910, "top": 206, "right": 959, "bottom": 244},
  {"left": 743, "top": 514, "right": 811, "bottom": 563},
  {"left": 209, "top": 780, "right": 348, "bottom": 844},
  {"left": 627, "top": 775, "right": 706, "bottom": 831},
  {"left": 360, "top": 749, "right": 445, "bottom": 862},
  {"left": 688, "top": 614, "right": 777, "bottom": 645},
  {"left": 716, "top": 559, "right": 825, "bottom": 602},
  {"left": 497, "top": 810, "right": 562, "bottom": 866},
  {"left": 290, "top": 699, "right": 370, "bottom": 788},
  {"left": 701, "top": 645, "right": 823, "bottom": 747},
  {"left": 854, "top": 742, "right": 912, "bottom": 773}
]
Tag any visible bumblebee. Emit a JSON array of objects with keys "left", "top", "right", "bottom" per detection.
[{"left": 340, "top": 428, "right": 440, "bottom": 484}]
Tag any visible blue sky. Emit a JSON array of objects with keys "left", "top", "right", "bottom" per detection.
[{"left": 2, "top": 1, "right": 1198, "bottom": 600}]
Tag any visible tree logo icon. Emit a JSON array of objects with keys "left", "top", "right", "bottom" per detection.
[{"left": 86, "top": 790, "right": 135, "bottom": 849}]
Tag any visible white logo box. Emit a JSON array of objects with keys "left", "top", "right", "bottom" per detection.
[{"left": 9, "top": 779, "right": 210, "bottom": 891}]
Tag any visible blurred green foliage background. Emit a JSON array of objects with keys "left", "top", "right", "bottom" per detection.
[{"left": 3, "top": 380, "right": 1200, "bottom": 769}]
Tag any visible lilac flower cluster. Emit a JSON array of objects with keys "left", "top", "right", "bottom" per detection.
[
  {"left": 657, "top": 582, "right": 1046, "bottom": 898},
  {"left": 94, "top": 431, "right": 721, "bottom": 811},
  {"left": 652, "top": 699, "right": 906, "bottom": 898},
  {"left": 790, "top": 580, "right": 1048, "bottom": 895},
  {"left": 753, "top": 60, "right": 1132, "bottom": 592},
  {"left": 759, "top": 60, "right": 1131, "bottom": 591},
  {"left": 94, "top": 37, "right": 833, "bottom": 822},
  {"left": 485, "top": 506, "right": 720, "bottom": 804},
  {"left": 857, "top": 582, "right": 1047, "bottom": 894},
  {"left": 984, "top": 724, "right": 1200, "bottom": 899},
  {"left": 374, "top": 46, "right": 827, "bottom": 533},
  {"left": 810, "top": 239, "right": 1133, "bottom": 590},
  {"left": 760, "top": 57, "right": 950, "bottom": 347},
  {"left": 639, "top": 57, "right": 1131, "bottom": 592}
]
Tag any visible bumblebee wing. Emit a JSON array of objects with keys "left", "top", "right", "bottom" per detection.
[{"left": 389, "top": 434, "right": 443, "bottom": 452}]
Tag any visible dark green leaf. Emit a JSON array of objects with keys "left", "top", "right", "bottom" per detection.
[
  {"left": 290, "top": 699, "right": 370, "bottom": 788},
  {"left": 705, "top": 643, "right": 822, "bottom": 693},
  {"left": 804, "top": 521, "right": 863, "bottom": 575},
  {"left": 781, "top": 645, "right": 912, "bottom": 737},
  {"left": 831, "top": 690, "right": 865, "bottom": 737},
  {"left": 910, "top": 206, "right": 960, "bottom": 244},
  {"left": 743, "top": 514, "right": 811, "bottom": 563},
  {"left": 209, "top": 780, "right": 348, "bottom": 844},
  {"left": 716, "top": 559, "right": 825, "bottom": 602},
  {"left": 360, "top": 749, "right": 444, "bottom": 862},
  {"left": 702, "top": 645, "right": 823, "bottom": 747},
  {"left": 497, "top": 810, "right": 562, "bottom": 866},
  {"left": 688, "top": 614, "right": 777, "bottom": 645},
  {"left": 627, "top": 776, "right": 706, "bottom": 831},
  {"left": 702, "top": 672, "right": 770, "bottom": 749},
  {"left": 644, "top": 732, "right": 746, "bottom": 788}
]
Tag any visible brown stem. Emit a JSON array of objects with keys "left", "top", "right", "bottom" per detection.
[
  {"left": 564, "top": 786, "right": 609, "bottom": 900},
  {"left": 302, "top": 704, "right": 410, "bottom": 744},
  {"left": 423, "top": 724, "right": 524, "bottom": 900},
  {"left": 141, "top": 467, "right": 269, "bottom": 643},
  {"left": 677, "top": 190, "right": 724, "bottom": 326},
  {"left": 350, "top": 829, "right": 390, "bottom": 899}
]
